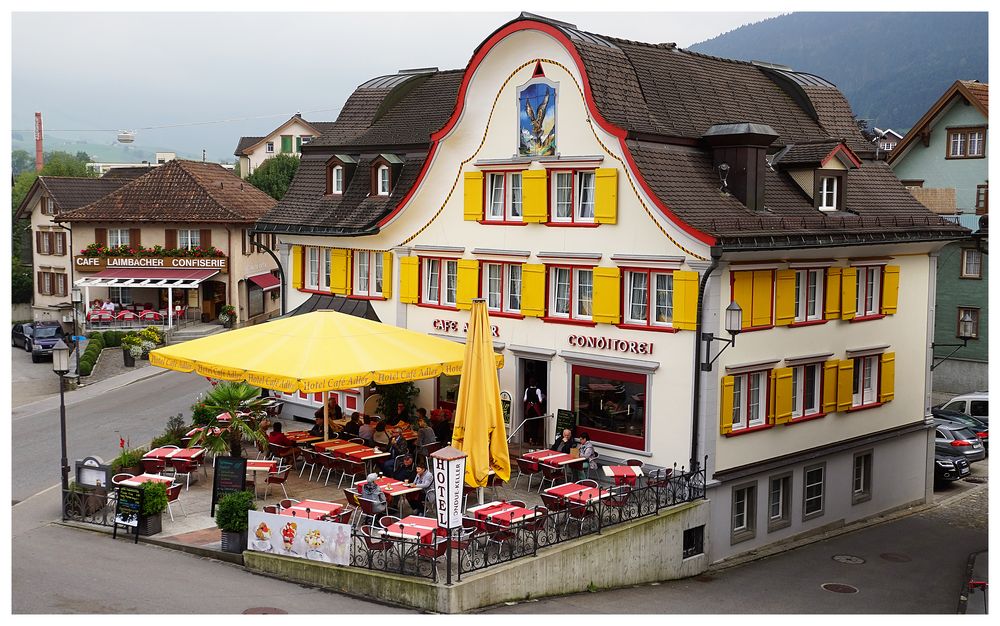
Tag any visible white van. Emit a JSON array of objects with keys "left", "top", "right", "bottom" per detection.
[{"left": 939, "top": 391, "right": 989, "bottom": 424}]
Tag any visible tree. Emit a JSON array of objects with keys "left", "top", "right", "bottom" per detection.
[
  {"left": 245, "top": 154, "right": 300, "bottom": 200},
  {"left": 190, "top": 381, "right": 269, "bottom": 458},
  {"left": 11, "top": 257, "right": 33, "bottom": 304},
  {"left": 11, "top": 151, "right": 96, "bottom": 251},
  {"left": 11, "top": 150, "right": 34, "bottom": 177}
]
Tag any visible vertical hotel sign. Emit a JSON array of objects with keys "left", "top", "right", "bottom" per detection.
[{"left": 430, "top": 446, "right": 467, "bottom": 529}]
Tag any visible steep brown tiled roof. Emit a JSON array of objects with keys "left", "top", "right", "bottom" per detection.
[
  {"left": 773, "top": 142, "right": 843, "bottom": 167},
  {"left": 888, "top": 80, "right": 989, "bottom": 165},
  {"left": 58, "top": 159, "right": 276, "bottom": 224},
  {"left": 234, "top": 136, "right": 265, "bottom": 156},
  {"left": 960, "top": 80, "right": 988, "bottom": 114},
  {"left": 100, "top": 166, "right": 158, "bottom": 180}
]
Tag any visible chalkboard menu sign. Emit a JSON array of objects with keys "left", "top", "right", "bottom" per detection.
[
  {"left": 211, "top": 456, "right": 247, "bottom": 516},
  {"left": 113, "top": 485, "right": 143, "bottom": 543},
  {"left": 500, "top": 391, "right": 512, "bottom": 428},
  {"left": 556, "top": 409, "right": 577, "bottom": 434}
]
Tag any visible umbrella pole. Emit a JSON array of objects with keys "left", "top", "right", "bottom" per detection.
[
  {"left": 478, "top": 487, "right": 483, "bottom": 505},
  {"left": 323, "top": 390, "right": 329, "bottom": 442}
]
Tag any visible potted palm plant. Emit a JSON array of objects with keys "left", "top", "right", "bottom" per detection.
[
  {"left": 216, "top": 490, "right": 256, "bottom": 553},
  {"left": 188, "top": 381, "right": 268, "bottom": 459},
  {"left": 137, "top": 481, "right": 168, "bottom": 536}
]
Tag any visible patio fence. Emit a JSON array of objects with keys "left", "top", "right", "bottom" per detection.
[{"left": 61, "top": 487, "right": 117, "bottom": 527}]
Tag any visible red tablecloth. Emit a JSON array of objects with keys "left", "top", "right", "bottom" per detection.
[
  {"left": 468, "top": 501, "right": 538, "bottom": 526},
  {"left": 313, "top": 439, "right": 354, "bottom": 451},
  {"left": 523, "top": 450, "right": 582, "bottom": 466},
  {"left": 285, "top": 431, "right": 322, "bottom": 443},
  {"left": 604, "top": 465, "right": 642, "bottom": 486},
  {"left": 382, "top": 515, "right": 442, "bottom": 544},
  {"left": 121, "top": 473, "right": 174, "bottom": 487},
  {"left": 545, "top": 482, "right": 608, "bottom": 504},
  {"left": 144, "top": 447, "right": 205, "bottom": 462},
  {"left": 337, "top": 444, "right": 389, "bottom": 462},
  {"left": 279, "top": 499, "right": 343, "bottom": 520},
  {"left": 246, "top": 460, "right": 277, "bottom": 473},
  {"left": 354, "top": 476, "right": 422, "bottom": 497}
]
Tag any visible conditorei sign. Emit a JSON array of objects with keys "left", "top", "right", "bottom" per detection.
[
  {"left": 568, "top": 334, "right": 654, "bottom": 355},
  {"left": 74, "top": 255, "right": 229, "bottom": 273}
]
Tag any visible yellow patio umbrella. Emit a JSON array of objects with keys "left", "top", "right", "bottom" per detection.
[{"left": 451, "top": 299, "right": 511, "bottom": 487}]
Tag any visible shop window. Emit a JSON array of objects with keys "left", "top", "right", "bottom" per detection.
[
  {"left": 961, "top": 249, "right": 982, "bottom": 278},
  {"left": 794, "top": 269, "right": 824, "bottom": 322},
  {"left": 485, "top": 172, "right": 523, "bottom": 222},
  {"left": 108, "top": 287, "right": 132, "bottom": 305},
  {"left": 482, "top": 262, "right": 522, "bottom": 314},
  {"left": 571, "top": 365, "right": 647, "bottom": 450},
  {"left": 548, "top": 266, "right": 593, "bottom": 320},
  {"left": 624, "top": 270, "right": 673, "bottom": 327},
  {"left": 550, "top": 170, "right": 596, "bottom": 223},
  {"left": 248, "top": 283, "right": 264, "bottom": 318},
  {"left": 422, "top": 257, "right": 458, "bottom": 307},
  {"left": 437, "top": 374, "right": 460, "bottom": 411}
]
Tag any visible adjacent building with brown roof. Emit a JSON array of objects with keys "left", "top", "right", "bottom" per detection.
[{"left": 233, "top": 114, "right": 336, "bottom": 178}]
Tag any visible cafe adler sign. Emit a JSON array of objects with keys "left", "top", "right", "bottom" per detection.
[{"left": 74, "top": 255, "right": 229, "bottom": 273}]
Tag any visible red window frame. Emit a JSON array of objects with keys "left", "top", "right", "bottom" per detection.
[
  {"left": 543, "top": 263, "right": 597, "bottom": 326},
  {"left": 849, "top": 355, "right": 882, "bottom": 411},
  {"left": 480, "top": 261, "right": 524, "bottom": 319},
  {"left": 418, "top": 256, "right": 458, "bottom": 310},
  {"left": 481, "top": 169, "right": 525, "bottom": 225},
  {"left": 728, "top": 369, "right": 773, "bottom": 435},
  {"left": 546, "top": 168, "right": 599, "bottom": 226},
  {"left": 789, "top": 362, "right": 826, "bottom": 423},
  {"left": 852, "top": 265, "right": 885, "bottom": 322},
  {"left": 618, "top": 267, "right": 677, "bottom": 332},
  {"left": 571, "top": 364, "right": 647, "bottom": 450}
]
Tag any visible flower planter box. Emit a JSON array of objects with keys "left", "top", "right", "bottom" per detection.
[
  {"left": 137, "top": 512, "right": 162, "bottom": 536},
  {"left": 220, "top": 530, "right": 248, "bottom": 554},
  {"left": 123, "top": 350, "right": 135, "bottom": 367}
]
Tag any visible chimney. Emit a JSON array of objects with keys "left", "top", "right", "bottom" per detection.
[{"left": 702, "top": 123, "right": 779, "bottom": 211}]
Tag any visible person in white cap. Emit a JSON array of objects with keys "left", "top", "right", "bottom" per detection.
[{"left": 360, "top": 473, "right": 387, "bottom": 518}]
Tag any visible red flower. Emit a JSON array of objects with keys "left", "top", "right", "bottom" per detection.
[{"left": 119, "top": 437, "right": 125, "bottom": 449}]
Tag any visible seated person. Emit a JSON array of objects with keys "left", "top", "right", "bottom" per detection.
[
  {"left": 391, "top": 454, "right": 417, "bottom": 483},
  {"left": 372, "top": 422, "right": 390, "bottom": 452},
  {"left": 415, "top": 413, "right": 437, "bottom": 449},
  {"left": 392, "top": 401, "right": 413, "bottom": 426},
  {"left": 550, "top": 428, "right": 577, "bottom": 454},
  {"left": 358, "top": 416, "right": 378, "bottom": 444},
  {"left": 308, "top": 415, "right": 326, "bottom": 438},
  {"left": 102, "top": 300, "right": 117, "bottom": 312},
  {"left": 360, "top": 473, "right": 387, "bottom": 519},
  {"left": 267, "top": 422, "right": 298, "bottom": 463},
  {"left": 388, "top": 427, "right": 410, "bottom": 458},
  {"left": 576, "top": 432, "right": 599, "bottom": 480},
  {"left": 407, "top": 463, "right": 435, "bottom": 516},
  {"left": 342, "top": 412, "right": 363, "bottom": 438},
  {"left": 313, "top": 397, "right": 342, "bottom": 425}
]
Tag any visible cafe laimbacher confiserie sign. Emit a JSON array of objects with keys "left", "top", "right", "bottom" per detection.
[{"left": 74, "top": 255, "right": 229, "bottom": 273}]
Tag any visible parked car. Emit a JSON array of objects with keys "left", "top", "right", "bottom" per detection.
[
  {"left": 937, "top": 391, "right": 989, "bottom": 425},
  {"left": 17, "top": 322, "right": 69, "bottom": 363},
  {"left": 934, "top": 453, "right": 971, "bottom": 484},
  {"left": 934, "top": 419, "right": 986, "bottom": 464},
  {"left": 932, "top": 408, "right": 988, "bottom": 452},
  {"left": 11, "top": 323, "right": 34, "bottom": 351}
]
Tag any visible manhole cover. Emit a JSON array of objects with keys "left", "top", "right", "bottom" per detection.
[
  {"left": 242, "top": 608, "right": 288, "bottom": 614},
  {"left": 833, "top": 554, "right": 866, "bottom": 564},
  {"left": 822, "top": 583, "right": 859, "bottom": 594},
  {"left": 880, "top": 552, "right": 911, "bottom": 563}
]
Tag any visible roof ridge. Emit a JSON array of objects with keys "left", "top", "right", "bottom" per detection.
[{"left": 172, "top": 160, "right": 255, "bottom": 222}]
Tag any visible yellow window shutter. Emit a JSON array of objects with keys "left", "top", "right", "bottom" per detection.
[
  {"left": 330, "top": 249, "right": 349, "bottom": 294},
  {"left": 720, "top": 375, "right": 735, "bottom": 435},
  {"left": 880, "top": 265, "right": 900, "bottom": 315},
  {"left": 823, "top": 360, "right": 839, "bottom": 414},
  {"left": 731, "top": 271, "right": 753, "bottom": 329},
  {"left": 774, "top": 270, "right": 796, "bottom": 326},
  {"left": 880, "top": 352, "right": 895, "bottom": 403},
  {"left": 768, "top": 371, "right": 777, "bottom": 423},
  {"left": 773, "top": 367, "right": 794, "bottom": 424},
  {"left": 672, "top": 270, "right": 700, "bottom": 330},
  {"left": 463, "top": 171, "right": 484, "bottom": 221},
  {"left": 825, "top": 267, "right": 842, "bottom": 320},
  {"left": 841, "top": 267, "right": 857, "bottom": 320},
  {"left": 456, "top": 259, "right": 479, "bottom": 310},
  {"left": 594, "top": 168, "right": 618, "bottom": 224},
  {"left": 399, "top": 257, "right": 419, "bottom": 304},
  {"left": 591, "top": 267, "right": 621, "bottom": 324},
  {"left": 381, "top": 252, "right": 393, "bottom": 299},
  {"left": 291, "top": 245, "right": 304, "bottom": 289},
  {"left": 751, "top": 270, "right": 773, "bottom": 327},
  {"left": 520, "top": 263, "right": 546, "bottom": 317},
  {"left": 521, "top": 170, "right": 548, "bottom": 223},
  {"left": 837, "top": 359, "right": 854, "bottom": 411}
]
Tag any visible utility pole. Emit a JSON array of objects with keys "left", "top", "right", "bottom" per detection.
[{"left": 34, "top": 112, "right": 44, "bottom": 172}]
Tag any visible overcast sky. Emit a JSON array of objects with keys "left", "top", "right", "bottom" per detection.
[{"left": 11, "top": 11, "right": 781, "bottom": 161}]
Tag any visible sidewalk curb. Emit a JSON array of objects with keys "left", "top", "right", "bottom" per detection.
[
  {"left": 13, "top": 365, "right": 170, "bottom": 416},
  {"left": 57, "top": 519, "right": 244, "bottom": 566},
  {"left": 708, "top": 479, "right": 988, "bottom": 573}
]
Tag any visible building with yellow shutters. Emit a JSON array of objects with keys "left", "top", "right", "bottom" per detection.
[{"left": 256, "top": 13, "right": 968, "bottom": 564}]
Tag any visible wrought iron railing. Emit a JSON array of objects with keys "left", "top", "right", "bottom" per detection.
[{"left": 61, "top": 487, "right": 117, "bottom": 527}]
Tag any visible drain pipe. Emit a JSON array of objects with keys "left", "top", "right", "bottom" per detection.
[{"left": 690, "top": 246, "right": 723, "bottom": 471}]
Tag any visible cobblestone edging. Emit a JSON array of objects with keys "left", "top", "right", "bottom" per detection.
[{"left": 79, "top": 347, "right": 151, "bottom": 386}]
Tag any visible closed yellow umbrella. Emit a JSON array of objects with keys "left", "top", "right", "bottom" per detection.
[{"left": 451, "top": 299, "right": 511, "bottom": 487}]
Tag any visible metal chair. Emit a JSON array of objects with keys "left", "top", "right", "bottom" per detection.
[
  {"left": 333, "top": 507, "right": 356, "bottom": 526},
  {"left": 111, "top": 473, "right": 134, "bottom": 486},
  {"left": 508, "top": 499, "right": 527, "bottom": 508},
  {"left": 483, "top": 519, "right": 516, "bottom": 556},
  {"left": 262, "top": 505, "right": 279, "bottom": 514},
  {"left": 378, "top": 515, "right": 401, "bottom": 531},
  {"left": 539, "top": 492, "right": 566, "bottom": 513},
  {"left": 338, "top": 458, "right": 366, "bottom": 489},
  {"left": 171, "top": 458, "right": 199, "bottom": 491},
  {"left": 512, "top": 458, "right": 541, "bottom": 492},
  {"left": 262, "top": 467, "right": 292, "bottom": 501},
  {"left": 626, "top": 459, "right": 645, "bottom": 469},
  {"left": 315, "top": 453, "right": 339, "bottom": 486},
  {"left": 140, "top": 457, "right": 166, "bottom": 475},
  {"left": 298, "top": 448, "right": 320, "bottom": 481},
  {"left": 278, "top": 498, "right": 299, "bottom": 511},
  {"left": 578, "top": 479, "right": 599, "bottom": 489},
  {"left": 165, "top": 483, "right": 184, "bottom": 522},
  {"left": 537, "top": 462, "right": 567, "bottom": 493}
]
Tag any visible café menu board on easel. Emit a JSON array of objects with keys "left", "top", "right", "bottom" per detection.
[
  {"left": 211, "top": 456, "right": 247, "bottom": 516},
  {"left": 113, "top": 485, "right": 143, "bottom": 543},
  {"left": 556, "top": 409, "right": 577, "bottom": 434}
]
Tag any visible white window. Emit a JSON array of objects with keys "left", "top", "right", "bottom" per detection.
[
  {"left": 109, "top": 287, "right": 133, "bottom": 305},
  {"left": 481, "top": 262, "right": 522, "bottom": 314},
  {"left": 968, "top": 130, "right": 984, "bottom": 157},
  {"left": 53, "top": 232, "right": 65, "bottom": 255},
  {"left": 854, "top": 265, "right": 882, "bottom": 317},
  {"left": 731, "top": 483, "right": 756, "bottom": 541},
  {"left": 40, "top": 232, "right": 51, "bottom": 255},
  {"left": 300, "top": 135, "right": 312, "bottom": 147},
  {"left": 177, "top": 229, "right": 201, "bottom": 250},
  {"left": 731, "top": 370, "right": 768, "bottom": 431},
  {"left": 767, "top": 474, "right": 791, "bottom": 531},
  {"left": 551, "top": 171, "right": 596, "bottom": 222},
  {"left": 803, "top": 464, "right": 825, "bottom": 519},
  {"left": 818, "top": 176, "right": 838, "bottom": 210},
  {"left": 950, "top": 132, "right": 965, "bottom": 157},
  {"left": 852, "top": 355, "right": 880, "bottom": 408},
  {"left": 332, "top": 166, "right": 344, "bottom": 194},
  {"left": 422, "top": 258, "right": 457, "bottom": 307},
  {"left": 377, "top": 165, "right": 390, "bottom": 196},
  {"left": 548, "top": 267, "right": 593, "bottom": 320},
  {"left": 624, "top": 270, "right": 673, "bottom": 326},
  {"left": 42, "top": 272, "right": 52, "bottom": 295},
  {"left": 45, "top": 198, "right": 56, "bottom": 215},
  {"left": 790, "top": 363, "right": 822, "bottom": 419},
  {"left": 306, "top": 247, "right": 320, "bottom": 290},
  {"left": 108, "top": 228, "right": 130, "bottom": 247},
  {"left": 266, "top": 141, "right": 275, "bottom": 154},
  {"left": 852, "top": 452, "right": 873, "bottom": 505},
  {"left": 962, "top": 249, "right": 982, "bottom": 278},
  {"left": 794, "top": 269, "right": 824, "bottom": 322},
  {"left": 353, "top": 251, "right": 383, "bottom": 297},
  {"left": 485, "top": 172, "right": 523, "bottom": 222},
  {"left": 323, "top": 249, "right": 331, "bottom": 290}
]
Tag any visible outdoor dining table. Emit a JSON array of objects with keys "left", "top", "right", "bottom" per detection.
[
  {"left": 335, "top": 443, "right": 390, "bottom": 463},
  {"left": 522, "top": 449, "right": 584, "bottom": 467},
  {"left": 354, "top": 476, "right": 422, "bottom": 498},
  {"left": 380, "top": 515, "right": 443, "bottom": 544},
  {"left": 468, "top": 500, "right": 539, "bottom": 527},
  {"left": 120, "top": 473, "right": 174, "bottom": 488},
  {"left": 279, "top": 499, "right": 343, "bottom": 520},
  {"left": 312, "top": 439, "right": 356, "bottom": 452},
  {"left": 603, "top": 465, "right": 644, "bottom": 486},
  {"left": 184, "top": 426, "right": 224, "bottom": 439},
  {"left": 285, "top": 431, "right": 322, "bottom": 444},
  {"left": 143, "top": 446, "right": 206, "bottom": 462},
  {"left": 544, "top": 482, "right": 610, "bottom": 505}
]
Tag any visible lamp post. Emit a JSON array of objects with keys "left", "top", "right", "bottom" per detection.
[
  {"left": 71, "top": 287, "right": 82, "bottom": 382},
  {"left": 52, "top": 340, "right": 71, "bottom": 519},
  {"left": 930, "top": 311, "right": 976, "bottom": 371},
  {"left": 701, "top": 301, "right": 743, "bottom": 371}
]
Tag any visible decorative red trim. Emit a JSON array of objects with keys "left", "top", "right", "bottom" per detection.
[
  {"left": 541, "top": 316, "right": 597, "bottom": 328},
  {"left": 300, "top": 288, "right": 336, "bottom": 295},
  {"left": 740, "top": 325, "right": 775, "bottom": 333},
  {"left": 820, "top": 144, "right": 863, "bottom": 168},
  {"left": 788, "top": 319, "right": 828, "bottom": 328},
  {"left": 615, "top": 323, "right": 678, "bottom": 333},
  {"left": 488, "top": 311, "right": 525, "bottom": 320},
  {"left": 543, "top": 221, "right": 600, "bottom": 228},
  {"left": 725, "top": 423, "right": 773, "bottom": 437},
  {"left": 478, "top": 220, "right": 528, "bottom": 226},
  {"left": 788, "top": 412, "right": 827, "bottom": 424},
  {"left": 417, "top": 302, "right": 459, "bottom": 312},
  {"left": 346, "top": 295, "right": 387, "bottom": 301},
  {"left": 375, "top": 19, "right": 717, "bottom": 246},
  {"left": 847, "top": 401, "right": 884, "bottom": 413},
  {"left": 849, "top": 314, "right": 886, "bottom": 323}
]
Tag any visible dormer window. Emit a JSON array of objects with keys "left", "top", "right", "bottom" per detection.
[
  {"left": 377, "top": 165, "right": 390, "bottom": 196},
  {"left": 325, "top": 155, "right": 356, "bottom": 195},
  {"left": 332, "top": 166, "right": 344, "bottom": 194},
  {"left": 814, "top": 171, "right": 845, "bottom": 212}
]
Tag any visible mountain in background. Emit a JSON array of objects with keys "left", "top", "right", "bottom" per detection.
[
  {"left": 10, "top": 131, "right": 203, "bottom": 165},
  {"left": 689, "top": 12, "right": 987, "bottom": 133}
]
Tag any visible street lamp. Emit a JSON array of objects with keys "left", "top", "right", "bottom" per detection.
[
  {"left": 701, "top": 301, "right": 743, "bottom": 371},
  {"left": 53, "top": 339, "right": 71, "bottom": 519},
  {"left": 931, "top": 310, "right": 976, "bottom": 371},
  {"left": 71, "top": 287, "right": 82, "bottom": 382}
]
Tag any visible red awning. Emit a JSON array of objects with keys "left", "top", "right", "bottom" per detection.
[
  {"left": 75, "top": 268, "right": 219, "bottom": 288},
  {"left": 248, "top": 272, "right": 281, "bottom": 291}
]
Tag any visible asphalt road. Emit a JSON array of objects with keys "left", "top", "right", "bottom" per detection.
[{"left": 10, "top": 343, "right": 61, "bottom": 407}]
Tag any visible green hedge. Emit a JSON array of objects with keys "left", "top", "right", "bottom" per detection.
[{"left": 79, "top": 361, "right": 94, "bottom": 377}]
